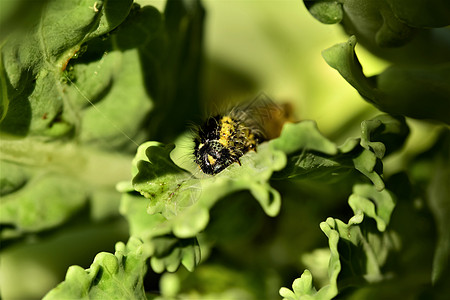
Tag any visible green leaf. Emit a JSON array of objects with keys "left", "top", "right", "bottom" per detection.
[
  {"left": 303, "top": 1, "right": 343, "bottom": 24},
  {"left": 352, "top": 149, "right": 384, "bottom": 191},
  {"left": 305, "top": 0, "right": 414, "bottom": 46},
  {"left": 66, "top": 4, "right": 162, "bottom": 149},
  {"left": 348, "top": 184, "right": 396, "bottom": 232},
  {"left": 146, "top": 0, "right": 205, "bottom": 142},
  {"left": 0, "top": 0, "right": 50, "bottom": 42},
  {"left": 0, "top": 173, "right": 86, "bottom": 239},
  {"left": 0, "top": 1, "right": 166, "bottom": 241},
  {"left": 150, "top": 236, "right": 201, "bottom": 273},
  {"left": 376, "top": 64, "right": 450, "bottom": 124},
  {"left": 281, "top": 225, "right": 340, "bottom": 300},
  {"left": 121, "top": 118, "right": 295, "bottom": 272},
  {"left": 131, "top": 137, "right": 286, "bottom": 239},
  {"left": 0, "top": 159, "right": 29, "bottom": 196},
  {"left": 360, "top": 114, "right": 409, "bottom": 159},
  {"left": 122, "top": 115, "right": 404, "bottom": 277},
  {"left": 428, "top": 138, "right": 450, "bottom": 285},
  {"left": 271, "top": 121, "right": 338, "bottom": 155},
  {"left": 279, "top": 270, "right": 318, "bottom": 300},
  {"left": 271, "top": 121, "right": 341, "bottom": 180},
  {"left": 0, "top": 138, "right": 133, "bottom": 241},
  {"left": 304, "top": 0, "right": 450, "bottom": 65},
  {"left": 43, "top": 237, "right": 147, "bottom": 300},
  {"left": 159, "top": 272, "right": 181, "bottom": 298},
  {"left": 322, "top": 36, "right": 377, "bottom": 101},
  {"left": 322, "top": 36, "right": 450, "bottom": 124},
  {"left": 132, "top": 144, "right": 190, "bottom": 199},
  {"left": 273, "top": 115, "right": 409, "bottom": 191},
  {"left": 410, "top": 130, "right": 450, "bottom": 285},
  {"left": 119, "top": 191, "right": 201, "bottom": 274},
  {"left": 0, "top": 0, "right": 134, "bottom": 138},
  {"left": 280, "top": 183, "right": 398, "bottom": 299},
  {"left": 387, "top": 0, "right": 450, "bottom": 28}
]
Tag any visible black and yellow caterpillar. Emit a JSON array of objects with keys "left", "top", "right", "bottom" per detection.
[
  {"left": 193, "top": 114, "right": 263, "bottom": 175},
  {"left": 193, "top": 96, "right": 293, "bottom": 175}
]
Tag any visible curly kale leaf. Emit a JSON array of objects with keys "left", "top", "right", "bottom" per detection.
[
  {"left": 274, "top": 114, "right": 409, "bottom": 191},
  {"left": 304, "top": 0, "right": 450, "bottom": 64},
  {"left": 280, "top": 184, "right": 398, "bottom": 300},
  {"left": 0, "top": 0, "right": 204, "bottom": 244},
  {"left": 43, "top": 237, "right": 147, "bottom": 300},
  {"left": 126, "top": 139, "right": 286, "bottom": 236},
  {"left": 119, "top": 114, "right": 406, "bottom": 276},
  {"left": 322, "top": 36, "right": 450, "bottom": 124},
  {"left": 279, "top": 114, "right": 406, "bottom": 299},
  {"left": 0, "top": 0, "right": 151, "bottom": 243},
  {"left": 0, "top": 0, "right": 134, "bottom": 138},
  {"left": 410, "top": 130, "right": 450, "bottom": 285}
]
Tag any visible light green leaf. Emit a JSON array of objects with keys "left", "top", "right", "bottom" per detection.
[
  {"left": 279, "top": 270, "right": 317, "bottom": 300},
  {"left": 43, "top": 237, "right": 147, "bottom": 300},
  {"left": 150, "top": 236, "right": 200, "bottom": 273},
  {"left": 123, "top": 114, "right": 407, "bottom": 275},
  {"left": 348, "top": 184, "right": 396, "bottom": 232},
  {"left": 271, "top": 121, "right": 337, "bottom": 155},
  {"left": 132, "top": 138, "right": 286, "bottom": 239},
  {"left": 273, "top": 115, "right": 408, "bottom": 191},
  {"left": 281, "top": 225, "right": 340, "bottom": 300},
  {"left": 0, "top": 159, "right": 29, "bottom": 196},
  {"left": 352, "top": 149, "right": 384, "bottom": 191},
  {"left": 0, "top": 1, "right": 164, "bottom": 240},
  {"left": 121, "top": 119, "right": 291, "bottom": 273},
  {"left": 123, "top": 115, "right": 404, "bottom": 277},
  {"left": 0, "top": 138, "right": 133, "bottom": 240},
  {"left": 0, "top": 0, "right": 134, "bottom": 138},
  {"left": 360, "top": 114, "right": 409, "bottom": 159},
  {"left": 120, "top": 183, "right": 200, "bottom": 273},
  {"left": 159, "top": 272, "right": 181, "bottom": 298},
  {"left": 0, "top": 174, "right": 86, "bottom": 238}
]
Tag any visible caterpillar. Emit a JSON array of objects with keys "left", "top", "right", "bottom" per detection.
[{"left": 193, "top": 94, "right": 293, "bottom": 175}]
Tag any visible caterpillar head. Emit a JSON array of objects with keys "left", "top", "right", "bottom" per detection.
[{"left": 194, "top": 140, "right": 237, "bottom": 175}]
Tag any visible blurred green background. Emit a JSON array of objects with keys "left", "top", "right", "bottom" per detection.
[{"left": 0, "top": 0, "right": 442, "bottom": 299}]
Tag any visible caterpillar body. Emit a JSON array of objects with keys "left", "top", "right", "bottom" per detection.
[{"left": 193, "top": 95, "right": 293, "bottom": 175}]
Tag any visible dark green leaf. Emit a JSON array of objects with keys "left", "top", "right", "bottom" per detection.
[
  {"left": 410, "top": 130, "right": 450, "bottom": 285},
  {"left": 322, "top": 36, "right": 450, "bottom": 124},
  {"left": 388, "top": 0, "right": 450, "bottom": 28},
  {"left": 281, "top": 184, "right": 398, "bottom": 299},
  {"left": 304, "top": 1, "right": 343, "bottom": 24},
  {"left": 304, "top": 0, "right": 450, "bottom": 64}
]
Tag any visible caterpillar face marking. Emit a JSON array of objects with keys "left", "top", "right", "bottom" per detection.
[{"left": 194, "top": 115, "right": 264, "bottom": 175}]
